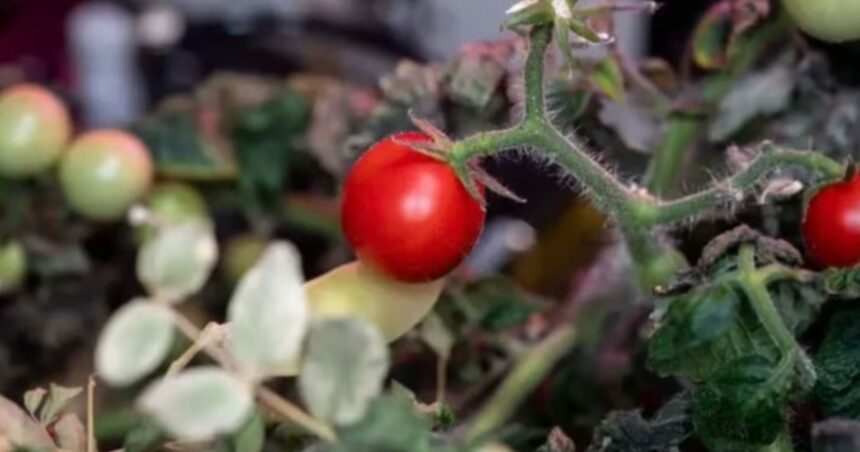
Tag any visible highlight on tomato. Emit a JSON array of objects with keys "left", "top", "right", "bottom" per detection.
[
  {"left": 340, "top": 132, "right": 485, "bottom": 283},
  {"left": 59, "top": 130, "right": 155, "bottom": 221},
  {"left": 0, "top": 84, "right": 71, "bottom": 178}
]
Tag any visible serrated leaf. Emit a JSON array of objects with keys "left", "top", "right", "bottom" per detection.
[
  {"left": 96, "top": 300, "right": 175, "bottom": 386},
  {"left": 693, "top": 354, "right": 793, "bottom": 451},
  {"left": 647, "top": 283, "right": 779, "bottom": 381},
  {"left": 139, "top": 367, "right": 253, "bottom": 441},
  {"left": 40, "top": 384, "right": 83, "bottom": 425},
  {"left": 586, "top": 392, "right": 692, "bottom": 452},
  {"left": 299, "top": 318, "right": 390, "bottom": 426},
  {"left": 228, "top": 242, "right": 309, "bottom": 379},
  {"left": 54, "top": 413, "right": 86, "bottom": 451},
  {"left": 815, "top": 308, "right": 860, "bottom": 419},
  {"left": 138, "top": 221, "right": 218, "bottom": 303}
]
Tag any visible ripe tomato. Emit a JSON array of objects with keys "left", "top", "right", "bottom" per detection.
[
  {"left": 341, "top": 132, "right": 485, "bottom": 282},
  {"left": 803, "top": 174, "right": 860, "bottom": 267},
  {"left": 783, "top": 0, "right": 860, "bottom": 43},
  {"left": 59, "top": 130, "right": 154, "bottom": 221},
  {"left": 0, "top": 84, "right": 71, "bottom": 177}
]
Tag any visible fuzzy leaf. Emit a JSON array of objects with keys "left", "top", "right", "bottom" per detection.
[
  {"left": 228, "top": 242, "right": 309, "bottom": 379},
  {"left": 139, "top": 367, "right": 253, "bottom": 441},
  {"left": 299, "top": 318, "right": 390, "bottom": 426},
  {"left": 693, "top": 354, "right": 793, "bottom": 452},
  {"left": 137, "top": 221, "right": 218, "bottom": 303},
  {"left": 586, "top": 392, "right": 692, "bottom": 452},
  {"left": 815, "top": 309, "right": 860, "bottom": 419},
  {"left": 96, "top": 300, "right": 175, "bottom": 386},
  {"left": 648, "top": 283, "right": 779, "bottom": 381}
]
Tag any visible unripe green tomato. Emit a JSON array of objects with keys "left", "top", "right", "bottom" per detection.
[
  {"left": 138, "top": 182, "right": 208, "bottom": 241},
  {"left": 0, "top": 84, "right": 71, "bottom": 177},
  {"left": 222, "top": 235, "right": 268, "bottom": 283},
  {"left": 59, "top": 130, "right": 154, "bottom": 221},
  {"left": 0, "top": 240, "right": 26, "bottom": 294},
  {"left": 783, "top": 0, "right": 860, "bottom": 43}
]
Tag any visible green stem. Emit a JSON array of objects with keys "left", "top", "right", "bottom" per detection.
[
  {"left": 524, "top": 26, "right": 551, "bottom": 117},
  {"left": 466, "top": 324, "right": 578, "bottom": 442},
  {"left": 652, "top": 146, "right": 845, "bottom": 226},
  {"left": 737, "top": 245, "right": 798, "bottom": 356},
  {"left": 645, "top": 115, "right": 700, "bottom": 196}
]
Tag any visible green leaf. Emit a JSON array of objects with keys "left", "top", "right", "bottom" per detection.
[
  {"left": 22, "top": 388, "right": 46, "bottom": 419},
  {"left": 137, "top": 221, "right": 218, "bottom": 303},
  {"left": 693, "top": 354, "right": 792, "bottom": 452},
  {"left": 230, "top": 411, "right": 265, "bottom": 452},
  {"left": 821, "top": 267, "right": 860, "bottom": 299},
  {"left": 299, "top": 318, "right": 390, "bottom": 426},
  {"left": 585, "top": 392, "right": 692, "bottom": 452},
  {"left": 95, "top": 300, "right": 175, "bottom": 386},
  {"left": 131, "top": 111, "right": 237, "bottom": 181},
  {"left": 815, "top": 308, "right": 860, "bottom": 419},
  {"left": 231, "top": 90, "right": 310, "bottom": 207},
  {"left": 228, "top": 242, "right": 308, "bottom": 379},
  {"left": 326, "top": 396, "right": 436, "bottom": 452},
  {"left": 590, "top": 57, "right": 626, "bottom": 103},
  {"left": 647, "top": 283, "right": 778, "bottom": 381},
  {"left": 123, "top": 419, "right": 166, "bottom": 452},
  {"left": 138, "top": 367, "right": 253, "bottom": 441}
]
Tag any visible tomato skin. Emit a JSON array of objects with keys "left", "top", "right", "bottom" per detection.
[
  {"left": 137, "top": 182, "right": 208, "bottom": 241},
  {"left": 59, "top": 130, "right": 155, "bottom": 221},
  {"left": 0, "top": 84, "right": 71, "bottom": 177},
  {"left": 783, "top": 0, "right": 860, "bottom": 43},
  {"left": 803, "top": 174, "right": 860, "bottom": 267},
  {"left": 341, "top": 132, "right": 485, "bottom": 282}
]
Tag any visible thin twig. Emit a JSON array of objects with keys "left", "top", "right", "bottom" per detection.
[{"left": 87, "top": 375, "right": 96, "bottom": 452}]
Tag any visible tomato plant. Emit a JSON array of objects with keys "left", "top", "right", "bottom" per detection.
[
  {"left": 137, "top": 182, "right": 208, "bottom": 241},
  {"left": 782, "top": 0, "right": 860, "bottom": 42},
  {"left": 341, "top": 132, "right": 485, "bottom": 282},
  {"left": 803, "top": 174, "right": 860, "bottom": 267},
  {"left": 59, "top": 130, "right": 155, "bottom": 221},
  {"left": 0, "top": 84, "right": 71, "bottom": 178}
]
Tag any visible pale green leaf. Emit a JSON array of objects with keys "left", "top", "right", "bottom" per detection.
[
  {"left": 96, "top": 300, "right": 175, "bottom": 386},
  {"left": 299, "top": 318, "right": 390, "bottom": 426},
  {"left": 22, "top": 387, "right": 46, "bottom": 419},
  {"left": 228, "top": 242, "right": 308, "bottom": 379},
  {"left": 40, "top": 383, "right": 83, "bottom": 425},
  {"left": 137, "top": 221, "right": 218, "bottom": 302},
  {"left": 139, "top": 367, "right": 253, "bottom": 441}
]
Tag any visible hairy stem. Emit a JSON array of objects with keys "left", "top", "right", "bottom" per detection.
[
  {"left": 738, "top": 245, "right": 798, "bottom": 356},
  {"left": 466, "top": 324, "right": 578, "bottom": 442}
]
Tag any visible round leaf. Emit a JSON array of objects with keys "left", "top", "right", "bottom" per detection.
[
  {"left": 228, "top": 242, "right": 309, "bottom": 379},
  {"left": 138, "top": 367, "right": 253, "bottom": 441},
  {"left": 299, "top": 318, "right": 390, "bottom": 426},
  {"left": 96, "top": 299, "right": 175, "bottom": 386},
  {"left": 137, "top": 221, "right": 218, "bottom": 302}
]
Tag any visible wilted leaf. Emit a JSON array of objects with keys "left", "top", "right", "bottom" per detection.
[
  {"left": 586, "top": 392, "right": 692, "bottom": 452},
  {"left": 228, "top": 242, "right": 309, "bottom": 379},
  {"left": 299, "top": 318, "right": 390, "bottom": 426},
  {"left": 22, "top": 388, "right": 46, "bottom": 419},
  {"left": 815, "top": 309, "right": 860, "bottom": 419},
  {"left": 39, "top": 384, "right": 83, "bottom": 425},
  {"left": 138, "top": 221, "right": 218, "bottom": 302},
  {"left": 54, "top": 413, "right": 86, "bottom": 451},
  {"left": 693, "top": 354, "right": 793, "bottom": 451},
  {"left": 691, "top": 0, "right": 770, "bottom": 70},
  {"left": 96, "top": 300, "right": 175, "bottom": 386},
  {"left": 0, "top": 395, "right": 53, "bottom": 448},
  {"left": 139, "top": 367, "right": 253, "bottom": 441},
  {"left": 709, "top": 62, "right": 795, "bottom": 142}
]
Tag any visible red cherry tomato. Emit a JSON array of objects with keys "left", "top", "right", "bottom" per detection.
[
  {"left": 803, "top": 174, "right": 860, "bottom": 267},
  {"left": 341, "top": 132, "right": 485, "bottom": 282}
]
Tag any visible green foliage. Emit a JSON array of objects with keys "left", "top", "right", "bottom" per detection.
[
  {"left": 821, "top": 267, "right": 860, "bottom": 299},
  {"left": 586, "top": 392, "right": 692, "bottom": 452},
  {"left": 815, "top": 309, "right": 860, "bottom": 419},
  {"left": 647, "top": 283, "right": 778, "bottom": 381},
  {"left": 692, "top": 354, "right": 793, "bottom": 452},
  {"left": 322, "top": 396, "right": 441, "bottom": 452},
  {"left": 123, "top": 420, "right": 166, "bottom": 452}
]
